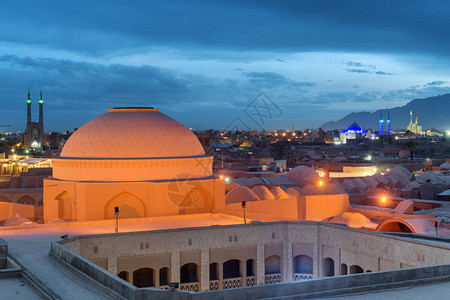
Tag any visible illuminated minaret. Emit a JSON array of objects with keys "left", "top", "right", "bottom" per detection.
[
  {"left": 410, "top": 110, "right": 413, "bottom": 124},
  {"left": 379, "top": 112, "right": 383, "bottom": 135},
  {"left": 39, "top": 91, "right": 44, "bottom": 124},
  {"left": 415, "top": 110, "right": 418, "bottom": 124},
  {"left": 38, "top": 91, "right": 44, "bottom": 146},
  {"left": 26, "top": 91, "right": 32, "bottom": 124},
  {"left": 387, "top": 112, "right": 390, "bottom": 136},
  {"left": 26, "top": 91, "right": 32, "bottom": 140}
]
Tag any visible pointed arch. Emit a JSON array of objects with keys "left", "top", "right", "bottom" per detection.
[
  {"left": 55, "top": 191, "right": 74, "bottom": 220},
  {"left": 104, "top": 191, "right": 146, "bottom": 220},
  {"left": 17, "top": 195, "right": 35, "bottom": 205},
  {"left": 0, "top": 196, "right": 11, "bottom": 203}
]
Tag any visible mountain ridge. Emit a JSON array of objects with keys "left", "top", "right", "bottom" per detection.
[{"left": 320, "top": 94, "right": 450, "bottom": 131}]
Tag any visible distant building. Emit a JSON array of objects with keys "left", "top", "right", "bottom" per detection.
[
  {"left": 22, "top": 91, "right": 45, "bottom": 148},
  {"left": 339, "top": 122, "right": 367, "bottom": 144},
  {"left": 406, "top": 110, "right": 422, "bottom": 134}
]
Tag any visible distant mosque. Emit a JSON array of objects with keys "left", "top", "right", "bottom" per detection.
[
  {"left": 406, "top": 110, "right": 422, "bottom": 134},
  {"left": 22, "top": 91, "right": 45, "bottom": 149},
  {"left": 339, "top": 121, "right": 368, "bottom": 144}
]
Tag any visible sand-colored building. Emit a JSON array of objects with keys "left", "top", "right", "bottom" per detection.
[{"left": 44, "top": 107, "right": 223, "bottom": 222}]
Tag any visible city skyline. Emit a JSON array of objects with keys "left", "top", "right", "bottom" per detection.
[{"left": 1, "top": 0, "right": 450, "bottom": 131}]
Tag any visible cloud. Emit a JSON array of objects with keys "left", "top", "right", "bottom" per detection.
[
  {"left": 427, "top": 81, "right": 445, "bottom": 86},
  {"left": 245, "top": 71, "right": 315, "bottom": 87},
  {"left": 345, "top": 61, "right": 376, "bottom": 69},
  {"left": 375, "top": 71, "right": 394, "bottom": 76},
  {"left": 347, "top": 69, "right": 371, "bottom": 74},
  {"left": 1, "top": 0, "right": 450, "bottom": 60}
]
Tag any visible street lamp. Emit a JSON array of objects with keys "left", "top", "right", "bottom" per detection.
[
  {"left": 242, "top": 201, "right": 246, "bottom": 224},
  {"left": 115, "top": 207, "right": 119, "bottom": 233}
]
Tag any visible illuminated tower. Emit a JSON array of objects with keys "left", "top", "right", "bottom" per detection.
[
  {"left": 39, "top": 91, "right": 44, "bottom": 146},
  {"left": 26, "top": 91, "right": 32, "bottom": 123},
  {"left": 379, "top": 112, "right": 383, "bottom": 135},
  {"left": 415, "top": 110, "right": 418, "bottom": 125},
  {"left": 387, "top": 112, "right": 390, "bottom": 136},
  {"left": 23, "top": 91, "right": 45, "bottom": 148}
]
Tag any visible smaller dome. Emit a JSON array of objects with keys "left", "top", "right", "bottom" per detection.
[
  {"left": 252, "top": 186, "right": 275, "bottom": 200},
  {"left": 347, "top": 121, "right": 362, "bottom": 131},
  {"left": 225, "top": 186, "right": 259, "bottom": 204},
  {"left": 286, "top": 166, "right": 319, "bottom": 184},
  {"left": 270, "top": 187, "right": 290, "bottom": 199}
]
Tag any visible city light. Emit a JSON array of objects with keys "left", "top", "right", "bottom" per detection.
[
  {"left": 224, "top": 177, "right": 231, "bottom": 183},
  {"left": 318, "top": 181, "right": 323, "bottom": 186}
]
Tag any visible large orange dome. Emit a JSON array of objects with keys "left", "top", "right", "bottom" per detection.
[{"left": 61, "top": 107, "right": 205, "bottom": 159}]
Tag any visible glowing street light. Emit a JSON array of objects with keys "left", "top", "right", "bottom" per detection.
[{"left": 318, "top": 181, "right": 323, "bottom": 186}]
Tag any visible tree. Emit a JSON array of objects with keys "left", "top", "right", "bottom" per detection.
[{"left": 405, "top": 138, "right": 418, "bottom": 160}]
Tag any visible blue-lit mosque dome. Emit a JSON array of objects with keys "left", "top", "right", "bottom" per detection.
[{"left": 347, "top": 122, "right": 362, "bottom": 132}]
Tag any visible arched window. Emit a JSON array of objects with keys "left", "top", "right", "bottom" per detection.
[
  {"left": 349, "top": 265, "right": 364, "bottom": 274},
  {"left": 118, "top": 271, "right": 128, "bottom": 282},
  {"left": 159, "top": 267, "right": 169, "bottom": 286},
  {"left": 223, "top": 259, "right": 241, "bottom": 279},
  {"left": 209, "top": 263, "right": 219, "bottom": 280},
  {"left": 133, "top": 268, "right": 154, "bottom": 287},
  {"left": 294, "top": 255, "right": 313, "bottom": 274},
  {"left": 265, "top": 255, "right": 281, "bottom": 275},
  {"left": 246, "top": 259, "right": 255, "bottom": 277},
  {"left": 340, "top": 263, "right": 348, "bottom": 275},
  {"left": 323, "top": 257, "right": 335, "bottom": 277},
  {"left": 180, "top": 263, "right": 198, "bottom": 283}
]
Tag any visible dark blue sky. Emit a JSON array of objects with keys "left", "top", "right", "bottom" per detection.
[{"left": 1, "top": 0, "right": 450, "bottom": 131}]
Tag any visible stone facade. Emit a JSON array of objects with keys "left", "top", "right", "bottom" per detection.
[{"left": 61, "top": 221, "right": 450, "bottom": 291}]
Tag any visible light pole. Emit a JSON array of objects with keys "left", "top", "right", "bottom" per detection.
[
  {"left": 115, "top": 207, "right": 119, "bottom": 233},
  {"left": 242, "top": 201, "right": 246, "bottom": 224}
]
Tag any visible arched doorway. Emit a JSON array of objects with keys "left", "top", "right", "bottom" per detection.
[
  {"left": 0, "top": 196, "right": 11, "bottom": 203},
  {"left": 55, "top": 191, "right": 74, "bottom": 220},
  {"left": 159, "top": 267, "right": 169, "bottom": 286},
  {"left": 133, "top": 268, "right": 154, "bottom": 287},
  {"left": 293, "top": 255, "right": 313, "bottom": 274},
  {"left": 323, "top": 257, "right": 335, "bottom": 277},
  {"left": 118, "top": 271, "right": 129, "bottom": 282},
  {"left": 104, "top": 192, "right": 145, "bottom": 220},
  {"left": 17, "top": 195, "right": 34, "bottom": 205},
  {"left": 223, "top": 259, "right": 241, "bottom": 279},
  {"left": 349, "top": 265, "right": 364, "bottom": 274},
  {"left": 180, "top": 263, "right": 198, "bottom": 283},
  {"left": 209, "top": 263, "right": 219, "bottom": 280},
  {"left": 246, "top": 259, "right": 255, "bottom": 277},
  {"left": 340, "top": 263, "right": 348, "bottom": 275}
]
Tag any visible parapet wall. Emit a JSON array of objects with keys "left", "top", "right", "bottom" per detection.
[{"left": 50, "top": 239, "right": 450, "bottom": 300}]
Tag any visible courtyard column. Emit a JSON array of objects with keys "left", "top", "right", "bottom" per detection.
[
  {"left": 108, "top": 256, "right": 117, "bottom": 275},
  {"left": 242, "top": 259, "right": 247, "bottom": 287},
  {"left": 313, "top": 224, "right": 321, "bottom": 278},
  {"left": 200, "top": 249, "right": 209, "bottom": 291},
  {"left": 218, "top": 261, "right": 224, "bottom": 289},
  {"left": 154, "top": 269, "right": 160, "bottom": 288},
  {"left": 171, "top": 251, "right": 180, "bottom": 284},
  {"left": 256, "top": 244, "right": 265, "bottom": 285},
  {"left": 282, "top": 241, "right": 293, "bottom": 282}
]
